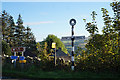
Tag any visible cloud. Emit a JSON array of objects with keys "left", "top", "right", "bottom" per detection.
[{"left": 24, "top": 21, "right": 55, "bottom": 26}]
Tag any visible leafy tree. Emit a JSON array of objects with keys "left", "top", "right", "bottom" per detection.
[
  {"left": 83, "top": 11, "right": 99, "bottom": 55},
  {"left": 75, "top": 47, "right": 83, "bottom": 57},
  {"left": 101, "top": 7, "right": 118, "bottom": 54},
  {"left": 101, "top": 8, "right": 113, "bottom": 35},
  {"left": 84, "top": 11, "right": 98, "bottom": 35},
  {"left": 44, "top": 34, "right": 68, "bottom": 54},
  {"left": 37, "top": 42, "right": 48, "bottom": 60},
  {"left": 110, "top": 1, "right": 120, "bottom": 54},
  {"left": 77, "top": 1, "right": 120, "bottom": 72}
]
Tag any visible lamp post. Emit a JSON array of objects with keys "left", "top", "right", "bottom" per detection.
[{"left": 70, "top": 19, "right": 76, "bottom": 71}]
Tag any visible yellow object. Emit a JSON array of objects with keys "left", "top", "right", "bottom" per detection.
[
  {"left": 52, "top": 43, "right": 56, "bottom": 48},
  {"left": 19, "top": 60, "right": 26, "bottom": 63}
]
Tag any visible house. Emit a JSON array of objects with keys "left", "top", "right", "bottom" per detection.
[{"left": 56, "top": 48, "right": 71, "bottom": 62}]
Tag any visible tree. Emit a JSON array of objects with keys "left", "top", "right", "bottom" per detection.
[
  {"left": 101, "top": 8, "right": 118, "bottom": 54},
  {"left": 15, "top": 14, "right": 25, "bottom": 47},
  {"left": 44, "top": 34, "right": 68, "bottom": 54},
  {"left": 7, "top": 15, "right": 15, "bottom": 47},
  {"left": 36, "top": 42, "right": 48, "bottom": 60},
  {"left": 84, "top": 11, "right": 98, "bottom": 35},
  {"left": 2, "top": 40, "right": 11, "bottom": 56},
  {"left": 83, "top": 11, "right": 99, "bottom": 55},
  {"left": 110, "top": 1, "right": 120, "bottom": 54},
  {"left": 82, "top": 1, "right": 120, "bottom": 65},
  {"left": 101, "top": 8, "right": 113, "bottom": 35},
  {"left": 25, "top": 26, "right": 31, "bottom": 44},
  {"left": 75, "top": 47, "right": 83, "bottom": 57},
  {"left": 2, "top": 10, "right": 9, "bottom": 41}
]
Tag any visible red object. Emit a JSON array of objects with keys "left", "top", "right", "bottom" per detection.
[{"left": 11, "top": 47, "right": 25, "bottom": 52}]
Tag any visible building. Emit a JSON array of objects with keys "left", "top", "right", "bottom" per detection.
[
  {"left": 61, "top": 36, "right": 88, "bottom": 55},
  {"left": 56, "top": 48, "right": 71, "bottom": 61},
  {"left": 48, "top": 48, "right": 71, "bottom": 62}
]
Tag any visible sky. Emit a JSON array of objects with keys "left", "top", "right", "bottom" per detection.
[{"left": 2, "top": 1, "right": 115, "bottom": 42}]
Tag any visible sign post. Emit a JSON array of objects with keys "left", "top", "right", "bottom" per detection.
[
  {"left": 11, "top": 47, "right": 26, "bottom": 68},
  {"left": 70, "top": 19, "right": 76, "bottom": 71},
  {"left": 14, "top": 52, "right": 16, "bottom": 68},
  {"left": 52, "top": 43, "right": 56, "bottom": 66}
]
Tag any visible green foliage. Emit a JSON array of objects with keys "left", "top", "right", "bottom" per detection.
[
  {"left": 44, "top": 34, "right": 68, "bottom": 54},
  {"left": 76, "top": 52, "right": 120, "bottom": 72},
  {"left": 1, "top": 10, "right": 37, "bottom": 56},
  {"left": 2, "top": 10, "right": 10, "bottom": 41},
  {"left": 75, "top": 47, "right": 85, "bottom": 57},
  {"left": 15, "top": 14, "right": 25, "bottom": 47},
  {"left": 2, "top": 56, "right": 120, "bottom": 78},
  {"left": 2, "top": 40, "right": 11, "bottom": 56},
  {"left": 84, "top": 11, "right": 98, "bottom": 35},
  {"left": 2, "top": 1, "right": 120, "bottom": 76},
  {"left": 79, "top": 1, "right": 120, "bottom": 72},
  {"left": 37, "top": 42, "right": 48, "bottom": 60}
]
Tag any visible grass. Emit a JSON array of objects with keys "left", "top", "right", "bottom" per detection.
[
  {"left": 2, "top": 68, "right": 120, "bottom": 79},
  {"left": 2, "top": 62, "right": 120, "bottom": 79}
]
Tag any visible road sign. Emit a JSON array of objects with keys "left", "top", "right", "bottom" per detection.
[
  {"left": 19, "top": 56, "right": 25, "bottom": 60},
  {"left": 19, "top": 60, "right": 26, "bottom": 63},
  {"left": 52, "top": 43, "right": 56, "bottom": 48},
  {"left": 11, "top": 56, "right": 18, "bottom": 59},
  {"left": 11, "top": 47, "right": 26, "bottom": 52}
]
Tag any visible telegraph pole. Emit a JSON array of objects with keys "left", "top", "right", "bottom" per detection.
[{"left": 70, "top": 19, "right": 76, "bottom": 71}]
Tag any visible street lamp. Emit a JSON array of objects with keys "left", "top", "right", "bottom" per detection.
[{"left": 69, "top": 19, "right": 76, "bottom": 71}]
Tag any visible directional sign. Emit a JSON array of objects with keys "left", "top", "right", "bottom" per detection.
[
  {"left": 19, "top": 56, "right": 25, "bottom": 60},
  {"left": 52, "top": 43, "right": 56, "bottom": 48},
  {"left": 11, "top": 56, "right": 18, "bottom": 59},
  {"left": 11, "top": 47, "right": 25, "bottom": 52},
  {"left": 19, "top": 60, "right": 26, "bottom": 63}
]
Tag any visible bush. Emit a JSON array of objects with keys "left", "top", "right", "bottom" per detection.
[{"left": 75, "top": 53, "right": 120, "bottom": 73}]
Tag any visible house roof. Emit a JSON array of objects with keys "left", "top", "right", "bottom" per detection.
[{"left": 56, "top": 48, "right": 68, "bottom": 57}]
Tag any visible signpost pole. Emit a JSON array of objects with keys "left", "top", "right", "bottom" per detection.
[
  {"left": 55, "top": 45, "right": 56, "bottom": 66},
  {"left": 52, "top": 43, "right": 56, "bottom": 66},
  {"left": 70, "top": 19, "right": 76, "bottom": 71},
  {"left": 11, "top": 47, "right": 26, "bottom": 69},
  {"left": 14, "top": 52, "right": 16, "bottom": 68},
  {"left": 22, "top": 52, "right": 24, "bottom": 56},
  {"left": 21, "top": 52, "right": 24, "bottom": 69}
]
